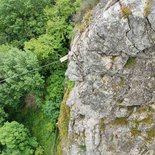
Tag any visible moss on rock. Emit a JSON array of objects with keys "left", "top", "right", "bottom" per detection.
[
  {"left": 56, "top": 80, "right": 75, "bottom": 155},
  {"left": 124, "top": 57, "right": 136, "bottom": 69},
  {"left": 111, "top": 118, "right": 128, "bottom": 126},
  {"left": 147, "top": 128, "right": 155, "bottom": 140}
]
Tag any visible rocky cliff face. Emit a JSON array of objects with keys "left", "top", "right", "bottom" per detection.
[{"left": 64, "top": 0, "right": 155, "bottom": 154}]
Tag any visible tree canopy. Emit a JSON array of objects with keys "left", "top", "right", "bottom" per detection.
[
  {"left": 25, "top": 0, "right": 81, "bottom": 62},
  {"left": 0, "top": 46, "right": 44, "bottom": 108},
  {"left": 0, "top": 0, "right": 51, "bottom": 47},
  {"left": 0, "top": 121, "right": 39, "bottom": 155},
  {"left": 0, "top": 0, "right": 82, "bottom": 154},
  {"left": 0, "top": 107, "right": 8, "bottom": 126}
]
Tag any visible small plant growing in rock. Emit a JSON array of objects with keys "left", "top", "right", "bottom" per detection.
[
  {"left": 73, "top": 0, "right": 99, "bottom": 23},
  {"left": 73, "top": 0, "right": 99, "bottom": 34},
  {"left": 79, "top": 144, "right": 86, "bottom": 151},
  {"left": 147, "top": 128, "right": 155, "bottom": 141},
  {"left": 84, "top": 10, "right": 93, "bottom": 24},
  {"left": 124, "top": 57, "right": 136, "bottom": 69},
  {"left": 144, "top": 0, "right": 152, "bottom": 17},
  {"left": 78, "top": 23, "right": 87, "bottom": 33},
  {"left": 121, "top": 5, "right": 132, "bottom": 18},
  {"left": 131, "top": 128, "right": 141, "bottom": 137},
  {"left": 78, "top": 10, "right": 93, "bottom": 33}
]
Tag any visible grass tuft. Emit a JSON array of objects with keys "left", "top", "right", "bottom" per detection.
[
  {"left": 144, "top": 0, "right": 152, "bottom": 17},
  {"left": 121, "top": 5, "right": 132, "bottom": 18}
]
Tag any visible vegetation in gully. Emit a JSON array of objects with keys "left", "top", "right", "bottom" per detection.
[
  {"left": 0, "top": 0, "right": 99, "bottom": 154},
  {"left": 0, "top": 0, "right": 82, "bottom": 154}
]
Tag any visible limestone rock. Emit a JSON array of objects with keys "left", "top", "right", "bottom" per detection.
[{"left": 64, "top": 0, "right": 155, "bottom": 154}]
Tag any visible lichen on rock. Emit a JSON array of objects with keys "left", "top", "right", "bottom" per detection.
[{"left": 63, "top": 0, "right": 155, "bottom": 154}]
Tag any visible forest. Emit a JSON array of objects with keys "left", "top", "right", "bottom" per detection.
[
  {"left": 0, "top": 0, "right": 100, "bottom": 154},
  {"left": 0, "top": 0, "right": 83, "bottom": 154}
]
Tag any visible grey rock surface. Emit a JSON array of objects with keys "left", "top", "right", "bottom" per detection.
[{"left": 64, "top": 0, "right": 155, "bottom": 154}]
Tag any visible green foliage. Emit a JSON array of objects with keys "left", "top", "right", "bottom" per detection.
[
  {"left": 65, "top": 80, "right": 75, "bottom": 91},
  {"left": 0, "top": 121, "right": 39, "bottom": 155},
  {"left": 0, "top": 107, "right": 8, "bottom": 126},
  {"left": 0, "top": 0, "right": 51, "bottom": 47},
  {"left": 45, "top": 0, "right": 73, "bottom": 19},
  {"left": 35, "top": 146, "right": 44, "bottom": 155},
  {"left": 0, "top": 46, "right": 44, "bottom": 108},
  {"left": 24, "top": 34, "right": 61, "bottom": 63},
  {"left": 43, "top": 69, "right": 65, "bottom": 122},
  {"left": 25, "top": 0, "right": 81, "bottom": 64},
  {"left": 15, "top": 108, "right": 56, "bottom": 155},
  {"left": 0, "top": 0, "right": 83, "bottom": 154}
]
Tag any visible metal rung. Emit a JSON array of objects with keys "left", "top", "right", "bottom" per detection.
[{"left": 60, "top": 55, "right": 68, "bottom": 62}]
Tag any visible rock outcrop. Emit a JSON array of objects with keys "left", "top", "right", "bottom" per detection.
[{"left": 64, "top": 0, "right": 155, "bottom": 154}]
